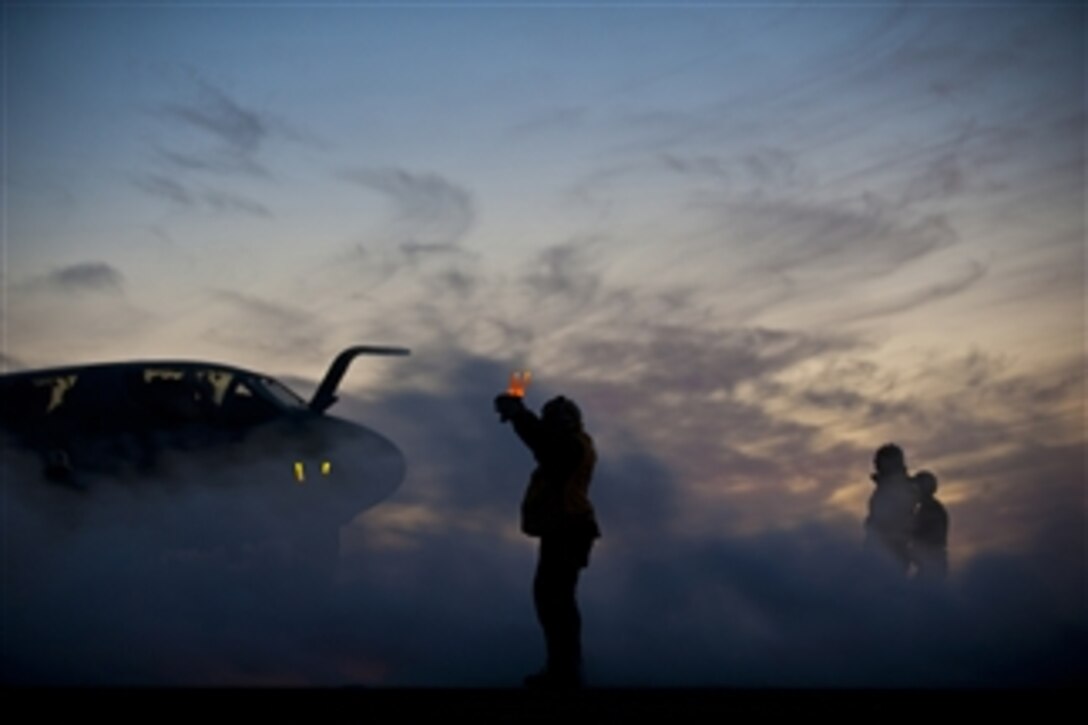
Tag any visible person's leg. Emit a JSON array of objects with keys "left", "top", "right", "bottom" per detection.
[{"left": 530, "top": 535, "right": 592, "bottom": 685}]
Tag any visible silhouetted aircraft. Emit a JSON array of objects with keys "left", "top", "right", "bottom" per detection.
[{"left": 0, "top": 346, "right": 410, "bottom": 573}]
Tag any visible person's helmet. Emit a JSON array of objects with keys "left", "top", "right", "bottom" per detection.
[
  {"left": 541, "top": 395, "right": 583, "bottom": 431},
  {"left": 874, "top": 443, "right": 906, "bottom": 474}
]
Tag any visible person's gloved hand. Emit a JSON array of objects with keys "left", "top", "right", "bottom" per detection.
[{"left": 494, "top": 393, "right": 525, "bottom": 422}]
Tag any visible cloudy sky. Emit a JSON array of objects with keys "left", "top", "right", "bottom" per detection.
[{"left": 2, "top": 1, "right": 1085, "bottom": 686}]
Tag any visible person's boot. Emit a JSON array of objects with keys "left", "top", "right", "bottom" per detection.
[{"left": 523, "top": 662, "right": 583, "bottom": 690}]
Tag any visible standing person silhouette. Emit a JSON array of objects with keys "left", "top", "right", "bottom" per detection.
[
  {"left": 494, "top": 391, "right": 601, "bottom": 689},
  {"left": 911, "top": 470, "right": 949, "bottom": 581},
  {"left": 865, "top": 443, "right": 919, "bottom": 573}
]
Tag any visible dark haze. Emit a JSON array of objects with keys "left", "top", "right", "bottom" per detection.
[{"left": 2, "top": 353, "right": 1084, "bottom": 686}]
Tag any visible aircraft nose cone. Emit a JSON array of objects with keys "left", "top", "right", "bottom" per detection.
[{"left": 287, "top": 417, "right": 406, "bottom": 525}]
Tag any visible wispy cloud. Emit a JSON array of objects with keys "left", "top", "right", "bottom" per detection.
[
  {"left": 741, "top": 147, "right": 803, "bottom": 191},
  {"left": 204, "top": 290, "right": 326, "bottom": 361},
  {"left": 155, "top": 146, "right": 268, "bottom": 178},
  {"left": 162, "top": 79, "right": 269, "bottom": 158},
  {"left": 132, "top": 75, "right": 302, "bottom": 226},
  {"left": 149, "top": 69, "right": 328, "bottom": 183},
  {"left": 660, "top": 152, "right": 731, "bottom": 181},
  {"left": 836, "top": 260, "right": 989, "bottom": 324},
  {"left": 339, "top": 167, "right": 475, "bottom": 250},
  {"left": 6, "top": 263, "right": 151, "bottom": 363},
  {"left": 201, "top": 190, "right": 272, "bottom": 219},
  {"left": 524, "top": 240, "right": 601, "bottom": 302},
  {"left": 507, "top": 105, "right": 589, "bottom": 138},
  {"left": 44, "top": 262, "right": 125, "bottom": 294},
  {"left": 132, "top": 174, "right": 272, "bottom": 218},
  {"left": 133, "top": 174, "right": 195, "bottom": 206},
  {"left": 715, "top": 198, "right": 959, "bottom": 279}
]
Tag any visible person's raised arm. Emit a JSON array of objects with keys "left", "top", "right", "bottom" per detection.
[{"left": 495, "top": 393, "right": 545, "bottom": 456}]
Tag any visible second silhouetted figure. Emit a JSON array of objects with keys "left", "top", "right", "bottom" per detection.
[
  {"left": 911, "top": 470, "right": 949, "bottom": 580},
  {"left": 495, "top": 392, "right": 601, "bottom": 689},
  {"left": 865, "top": 443, "right": 918, "bottom": 573}
]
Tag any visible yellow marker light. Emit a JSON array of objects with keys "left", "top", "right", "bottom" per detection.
[
  {"left": 321, "top": 461, "right": 332, "bottom": 476},
  {"left": 294, "top": 461, "right": 305, "bottom": 484}
]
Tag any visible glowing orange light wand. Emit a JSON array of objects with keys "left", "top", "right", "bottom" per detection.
[
  {"left": 497, "top": 370, "right": 532, "bottom": 422},
  {"left": 506, "top": 370, "right": 532, "bottom": 398}
]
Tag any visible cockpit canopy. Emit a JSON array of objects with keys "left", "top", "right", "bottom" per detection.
[{"left": 1, "top": 362, "right": 309, "bottom": 438}]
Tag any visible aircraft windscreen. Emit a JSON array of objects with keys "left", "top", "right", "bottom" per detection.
[
  {"left": 256, "top": 376, "right": 308, "bottom": 411},
  {"left": 137, "top": 367, "right": 285, "bottom": 424}
]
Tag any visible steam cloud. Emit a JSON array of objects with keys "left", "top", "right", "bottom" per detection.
[{"left": 2, "top": 354, "right": 1084, "bottom": 686}]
